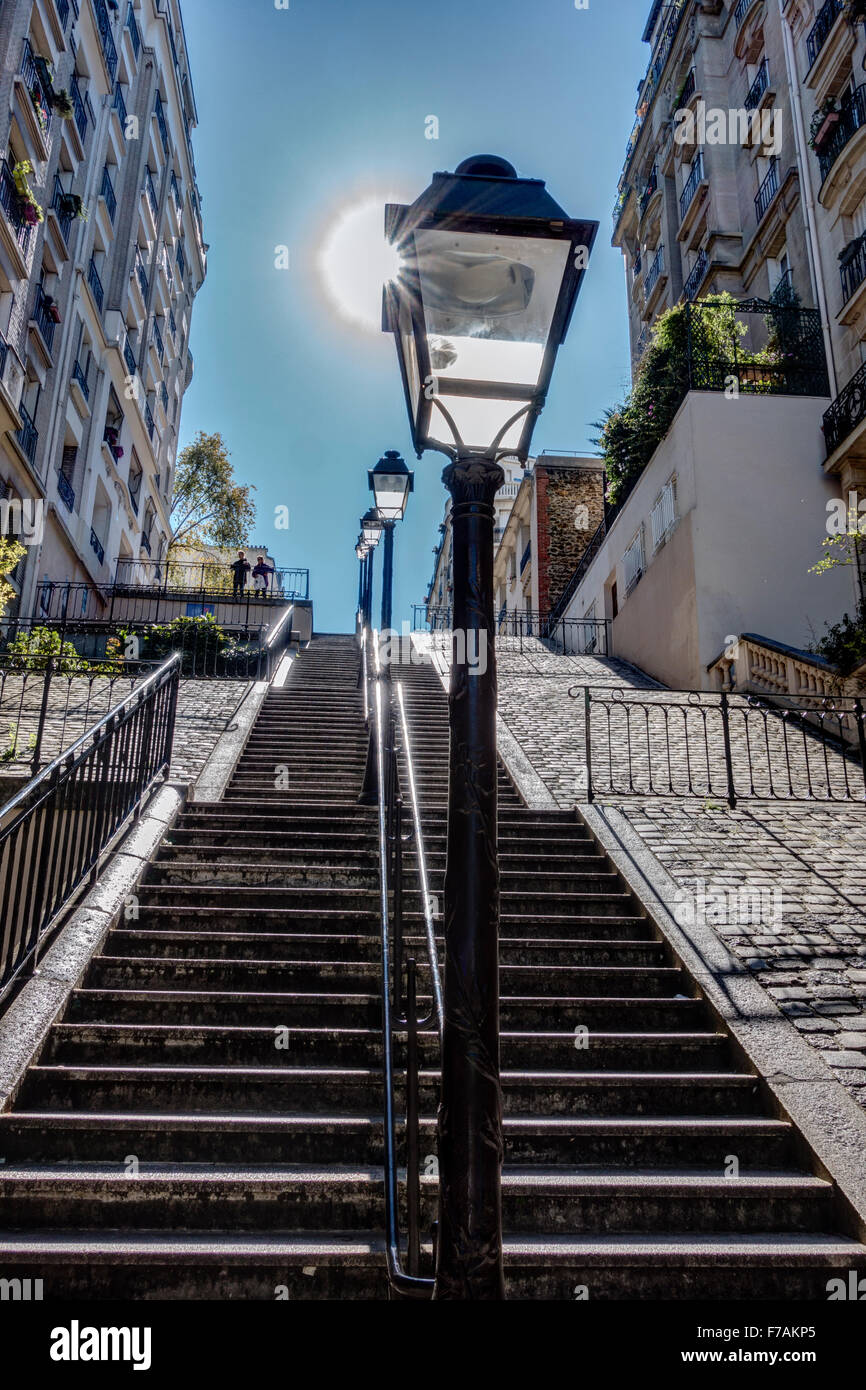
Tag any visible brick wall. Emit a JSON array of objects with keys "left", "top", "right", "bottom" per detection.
[{"left": 536, "top": 465, "right": 605, "bottom": 614}]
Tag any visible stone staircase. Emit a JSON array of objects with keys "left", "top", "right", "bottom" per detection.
[{"left": 0, "top": 634, "right": 863, "bottom": 1299}]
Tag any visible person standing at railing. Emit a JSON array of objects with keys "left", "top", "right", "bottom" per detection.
[
  {"left": 252, "top": 555, "right": 275, "bottom": 593},
  {"left": 231, "top": 550, "right": 251, "bottom": 599}
]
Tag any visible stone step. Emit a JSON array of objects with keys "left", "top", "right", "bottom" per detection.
[
  {"left": 141, "top": 865, "right": 628, "bottom": 899},
  {"left": 65, "top": 989, "right": 708, "bottom": 1032},
  {"left": 15, "top": 1066, "right": 762, "bottom": 1117},
  {"left": 0, "top": 1111, "right": 797, "bottom": 1169},
  {"left": 0, "top": 1230, "right": 859, "bottom": 1300},
  {"left": 0, "top": 1166, "right": 833, "bottom": 1236},
  {"left": 42, "top": 1023, "right": 733, "bottom": 1072}
]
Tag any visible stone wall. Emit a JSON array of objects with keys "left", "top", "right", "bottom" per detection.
[{"left": 535, "top": 463, "right": 605, "bottom": 614}]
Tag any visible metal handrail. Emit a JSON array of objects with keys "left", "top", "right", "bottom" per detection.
[
  {"left": 363, "top": 626, "right": 440, "bottom": 1298},
  {"left": 395, "top": 681, "right": 444, "bottom": 1036}
]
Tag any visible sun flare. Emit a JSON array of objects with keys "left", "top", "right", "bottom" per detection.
[{"left": 318, "top": 196, "right": 403, "bottom": 333}]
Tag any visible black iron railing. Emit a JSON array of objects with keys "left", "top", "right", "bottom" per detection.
[
  {"left": 33, "top": 284, "right": 57, "bottom": 352},
  {"left": 686, "top": 296, "right": 830, "bottom": 397},
  {"left": 683, "top": 248, "right": 708, "bottom": 302},
  {"left": 818, "top": 85, "right": 866, "bottom": 183},
  {"left": 806, "top": 0, "right": 843, "bottom": 68},
  {"left": 87, "top": 257, "right": 104, "bottom": 312},
  {"left": 734, "top": 0, "right": 752, "bottom": 26},
  {"left": 645, "top": 243, "right": 665, "bottom": 296},
  {"left": 93, "top": 0, "right": 119, "bottom": 83},
  {"left": 679, "top": 153, "right": 704, "bottom": 222},
  {"left": 70, "top": 75, "right": 87, "bottom": 142},
  {"left": 745, "top": 57, "right": 770, "bottom": 111},
  {"left": 113, "top": 82, "right": 127, "bottom": 131},
  {"left": 574, "top": 686, "right": 866, "bottom": 806},
  {"left": 362, "top": 627, "right": 442, "bottom": 1296},
  {"left": 639, "top": 165, "right": 659, "bottom": 218},
  {"left": 154, "top": 91, "right": 169, "bottom": 151},
  {"left": 101, "top": 165, "right": 117, "bottom": 223},
  {"left": 126, "top": 2, "right": 141, "bottom": 60},
  {"left": 0, "top": 655, "right": 179, "bottom": 999},
  {"left": 840, "top": 232, "right": 866, "bottom": 304},
  {"left": 415, "top": 606, "right": 611, "bottom": 656},
  {"left": 755, "top": 158, "right": 779, "bottom": 223},
  {"left": 52, "top": 175, "right": 73, "bottom": 242},
  {"left": 823, "top": 358, "right": 866, "bottom": 454},
  {"left": 677, "top": 68, "right": 696, "bottom": 110},
  {"left": 113, "top": 558, "right": 311, "bottom": 600},
  {"left": 57, "top": 470, "right": 75, "bottom": 512},
  {"left": 16, "top": 405, "right": 38, "bottom": 464}
]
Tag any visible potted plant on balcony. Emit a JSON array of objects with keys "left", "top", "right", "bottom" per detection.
[
  {"left": 810, "top": 98, "right": 841, "bottom": 153},
  {"left": 59, "top": 191, "right": 87, "bottom": 222},
  {"left": 50, "top": 89, "right": 75, "bottom": 120},
  {"left": 12, "top": 160, "right": 43, "bottom": 225}
]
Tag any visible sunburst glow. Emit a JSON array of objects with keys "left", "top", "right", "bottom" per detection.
[{"left": 318, "top": 196, "right": 403, "bottom": 332}]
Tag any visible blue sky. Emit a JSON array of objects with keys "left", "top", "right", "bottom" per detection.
[{"left": 178, "top": 0, "right": 651, "bottom": 632}]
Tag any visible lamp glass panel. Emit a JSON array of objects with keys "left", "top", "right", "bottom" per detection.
[{"left": 372, "top": 472, "right": 410, "bottom": 518}]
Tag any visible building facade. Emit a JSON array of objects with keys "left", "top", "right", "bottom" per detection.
[{"left": 0, "top": 0, "right": 205, "bottom": 621}]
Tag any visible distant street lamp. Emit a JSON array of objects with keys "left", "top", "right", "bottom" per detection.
[
  {"left": 369, "top": 449, "right": 414, "bottom": 632},
  {"left": 360, "top": 509, "right": 382, "bottom": 625},
  {"left": 355, "top": 536, "right": 369, "bottom": 625},
  {"left": 383, "top": 154, "right": 597, "bottom": 1300}
]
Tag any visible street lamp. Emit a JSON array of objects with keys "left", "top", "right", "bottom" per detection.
[
  {"left": 355, "top": 536, "right": 369, "bottom": 625},
  {"left": 369, "top": 449, "right": 414, "bottom": 631},
  {"left": 383, "top": 154, "right": 597, "bottom": 1300},
  {"left": 360, "top": 509, "right": 382, "bottom": 626}
]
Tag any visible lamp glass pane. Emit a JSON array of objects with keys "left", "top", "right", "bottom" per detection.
[{"left": 372, "top": 473, "right": 410, "bottom": 518}]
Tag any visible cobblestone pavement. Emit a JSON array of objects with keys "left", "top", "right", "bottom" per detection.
[
  {"left": 488, "top": 638, "right": 866, "bottom": 1108},
  {"left": 0, "top": 673, "right": 252, "bottom": 800}
]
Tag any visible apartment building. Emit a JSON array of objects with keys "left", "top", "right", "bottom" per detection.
[{"left": 0, "top": 0, "right": 206, "bottom": 620}]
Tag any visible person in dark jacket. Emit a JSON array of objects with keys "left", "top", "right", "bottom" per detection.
[
  {"left": 252, "top": 555, "right": 275, "bottom": 592},
  {"left": 231, "top": 550, "right": 251, "bottom": 599}
]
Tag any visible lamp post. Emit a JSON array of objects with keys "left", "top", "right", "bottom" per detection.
[
  {"left": 360, "top": 508, "right": 382, "bottom": 627},
  {"left": 369, "top": 449, "right": 414, "bottom": 633},
  {"left": 355, "top": 537, "right": 369, "bottom": 627},
  {"left": 382, "top": 154, "right": 597, "bottom": 1300}
]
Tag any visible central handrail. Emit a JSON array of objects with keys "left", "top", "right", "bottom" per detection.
[
  {"left": 363, "top": 626, "right": 439, "bottom": 1298},
  {"left": 395, "top": 681, "right": 443, "bottom": 1036}
]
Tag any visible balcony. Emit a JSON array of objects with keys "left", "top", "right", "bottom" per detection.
[
  {"left": 734, "top": 0, "right": 752, "bottom": 26},
  {"left": 144, "top": 399, "right": 156, "bottom": 440},
  {"left": 126, "top": 2, "right": 141, "bottom": 61},
  {"left": 123, "top": 336, "right": 136, "bottom": 375},
  {"left": 135, "top": 247, "right": 149, "bottom": 300},
  {"left": 90, "top": 527, "right": 105, "bottom": 565},
  {"left": 520, "top": 542, "right": 531, "bottom": 575},
  {"left": 683, "top": 248, "right": 708, "bottom": 302},
  {"left": 755, "top": 158, "right": 779, "bottom": 223},
  {"left": 70, "top": 75, "right": 88, "bottom": 143},
  {"left": 100, "top": 165, "right": 117, "bottom": 224},
  {"left": 0, "top": 158, "right": 34, "bottom": 257},
  {"left": 806, "top": 0, "right": 843, "bottom": 70},
  {"left": 745, "top": 58, "right": 769, "bottom": 112},
  {"left": 92, "top": 0, "right": 119, "bottom": 84},
  {"left": 839, "top": 232, "right": 866, "bottom": 304},
  {"left": 144, "top": 166, "right": 158, "bottom": 222},
  {"left": 639, "top": 165, "right": 659, "bottom": 219},
  {"left": 51, "top": 175, "right": 73, "bottom": 243},
  {"left": 21, "top": 38, "right": 53, "bottom": 139},
  {"left": 154, "top": 91, "right": 169, "bottom": 153},
  {"left": 140, "top": 529, "right": 151, "bottom": 556},
  {"left": 72, "top": 358, "right": 90, "bottom": 401},
  {"left": 113, "top": 83, "right": 127, "bottom": 133},
  {"left": 171, "top": 171, "right": 182, "bottom": 212},
  {"left": 160, "top": 381, "right": 169, "bottom": 412},
  {"left": 56, "top": 0, "right": 71, "bottom": 29},
  {"left": 645, "top": 243, "right": 665, "bottom": 297},
  {"left": 679, "top": 153, "right": 703, "bottom": 223},
  {"left": 33, "top": 284, "right": 57, "bottom": 353},
  {"left": 16, "top": 405, "right": 38, "bottom": 464},
  {"left": 87, "top": 257, "right": 104, "bottom": 313},
  {"left": 152, "top": 318, "right": 164, "bottom": 359},
  {"left": 169, "top": 307, "right": 177, "bottom": 339},
  {"left": 676, "top": 68, "right": 696, "bottom": 111},
  {"left": 817, "top": 86, "right": 866, "bottom": 185},
  {"left": 57, "top": 471, "right": 75, "bottom": 511},
  {"left": 176, "top": 241, "right": 186, "bottom": 278}
]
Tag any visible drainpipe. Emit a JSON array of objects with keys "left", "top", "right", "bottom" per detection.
[{"left": 778, "top": 0, "right": 838, "bottom": 397}]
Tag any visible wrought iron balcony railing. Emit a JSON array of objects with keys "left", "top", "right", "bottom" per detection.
[
  {"left": 21, "top": 39, "right": 53, "bottom": 134},
  {"left": 745, "top": 57, "right": 770, "bottom": 111},
  {"left": 33, "top": 284, "right": 57, "bottom": 352},
  {"left": 734, "top": 0, "right": 752, "bottom": 27},
  {"left": 154, "top": 91, "right": 169, "bottom": 152},
  {"left": 101, "top": 165, "right": 116, "bottom": 223},
  {"left": 677, "top": 68, "right": 696, "bottom": 110},
  {"left": 823, "top": 358, "right": 866, "bottom": 454},
  {"left": 176, "top": 241, "right": 186, "bottom": 278},
  {"left": 70, "top": 75, "right": 87, "bottom": 142},
  {"left": 144, "top": 165, "right": 158, "bottom": 221},
  {"left": 123, "top": 336, "right": 136, "bottom": 376},
  {"left": 520, "top": 542, "right": 531, "bottom": 574},
  {"left": 92, "top": 0, "right": 119, "bottom": 84},
  {"left": 755, "top": 159, "right": 779, "bottom": 223},
  {"left": 16, "top": 405, "right": 38, "bottom": 463},
  {"left": 645, "top": 243, "right": 665, "bottom": 296},
  {"left": 90, "top": 528, "right": 105, "bottom": 565},
  {"left": 135, "top": 247, "right": 149, "bottom": 300},
  {"left": 51, "top": 175, "right": 73, "bottom": 243},
  {"left": 144, "top": 399, "right": 156, "bottom": 440},
  {"left": 72, "top": 359, "right": 89, "bottom": 401},
  {"left": 87, "top": 257, "right": 104, "bottom": 312},
  {"left": 0, "top": 157, "right": 34, "bottom": 255},
  {"left": 840, "top": 231, "right": 866, "bottom": 304},
  {"left": 806, "top": 0, "right": 843, "bottom": 69},
  {"left": 57, "top": 470, "right": 75, "bottom": 511},
  {"left": 126, "top": 2, "right": 141, "bottom": 60},
  {"left": 113, "top": 82, "right": 127, "bottom": 132},
  {"left": 683, "top": 247, "right": 708, "bottom": 302},
  {"left": 639, "top": 165, "right": 659, "bottom": 218},
  {"left": 152, "top": 317, "right": 164, "bottom": 359},
  {"left": 817, "top": 85, "right": 866, "bottom": 183},
  {"left": 679, "top": 153, "right": 703, "bottom": 222},
  {"left": 56, "top": 0, "right": 70, "bottom": 29},
  {"left": 171, "top": 171, "right": 182, "bottom": 212}
]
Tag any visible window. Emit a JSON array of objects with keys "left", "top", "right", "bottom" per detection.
[
  {"left": 623, "top": 528, "right": 645, "bottom": 595},
  {"left": 651, "top": 475, "right": 677, "bottom": 551}
]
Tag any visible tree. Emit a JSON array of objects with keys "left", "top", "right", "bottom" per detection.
[
  {"left": 168, "top": 432, "right": 256, "bottom": 554},
  {"left": 0, "top": 538, "right": 25, "bottom": 618}
]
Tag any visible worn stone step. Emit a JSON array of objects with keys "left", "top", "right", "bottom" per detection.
[
  {"left": 0, "top": 1112, "right": 797, "bottom": 1170},
  {"left": 84, "top": 956, "right": 382, "bottom": 992},
  {"left": 66, "top": 989, "right": 382, "bottom": 1028},
  {"left": 0, "top": 1166, "right": 832, "bottom": 1236},
  {"left": 16, "top": 1065, "right": 761, "bottom": 1117},
  {"left": 42, "top": 1023, "right": 732, "bottom": 1072}
]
